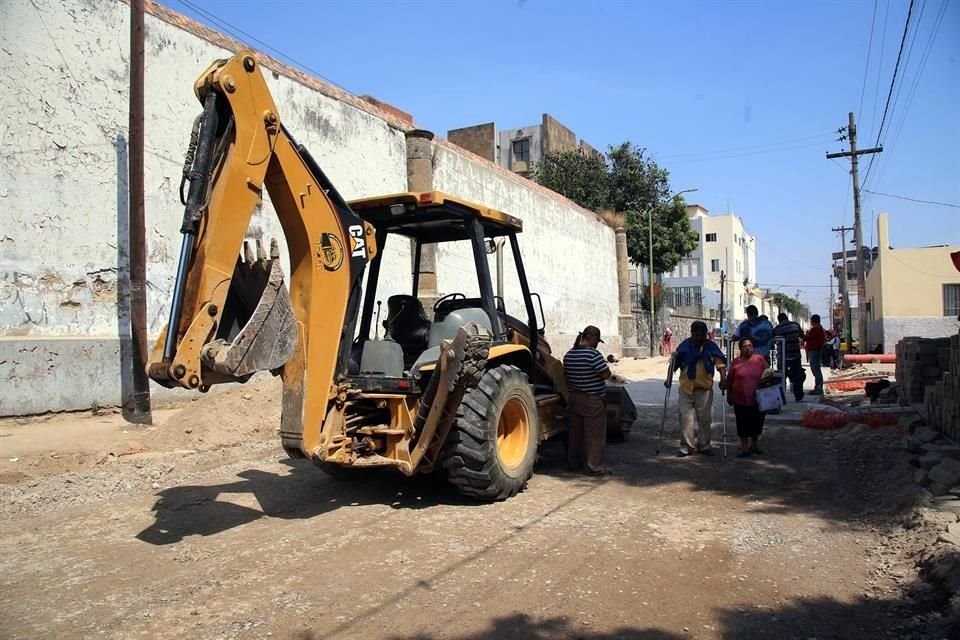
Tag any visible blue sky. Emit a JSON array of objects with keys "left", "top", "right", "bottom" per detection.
[{"left": 168, "top": 0, "right": 959, "bottom": 315}]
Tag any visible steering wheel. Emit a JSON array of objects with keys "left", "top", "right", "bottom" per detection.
[{"left": 433, "top": 292, "right": 465, "bottom": 312}]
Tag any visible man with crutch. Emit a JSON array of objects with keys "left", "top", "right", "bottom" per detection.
[{"left": 664, "top": 321, "right": 728, "bottom": 457}]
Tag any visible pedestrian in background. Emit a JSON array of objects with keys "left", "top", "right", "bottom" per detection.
[
  {"left": 726, "top": 338, "right": 768, "bottom": 457},
  {"left": 772, "top": 312, "right": 805, "bottom": 402},
  {"left": 804, "top": 314, "right": 827, "bottom": 395},
  {"left": 825, "top": 331, "right": 841, "bottom": 371},
  {"left": 661, "top": 327, "right": 674, "bottom": 356},
  {"left": 564, "top": 325, "right": 612, "bottom": 476},
  {"left": 734, "top": 305, "right": 774, "bottom": 361},
  {"left": 665, "top": 321, "right": 727, "bottom": 457}
]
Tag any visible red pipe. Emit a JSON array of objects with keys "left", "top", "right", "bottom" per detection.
[{"left": 842, "top": 354, "right": 896, "bottom": 364}]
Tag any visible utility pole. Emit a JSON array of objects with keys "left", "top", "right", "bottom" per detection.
[
  {"left": 648, "top": 207, "right": 655, "bottom": 357},
  {"left": 127, "top": 0, "right": 152, "bottom": 423},
  {"left": 831, "top": 225, "right": 854, "bottom": 344},
  {"left": 826, "top": 113, "right": 882, "bottom": 347},
  {"left": 829, "top": 270, "right": 834, "bottom": 331},
  {"left": 719, "top": 270, "right": 726, "bottom": 337}
]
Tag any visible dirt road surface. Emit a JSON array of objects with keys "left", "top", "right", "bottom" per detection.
[{"left": 0, "top": 360, "right": 951, "bottom": 639}]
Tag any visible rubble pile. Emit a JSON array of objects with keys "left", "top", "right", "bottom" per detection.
[{"left": 907, "top": 419, "right": 960, "bottom": 498}]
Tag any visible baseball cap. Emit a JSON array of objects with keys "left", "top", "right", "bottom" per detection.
[{"left": 582, "top": 325, "right": 604, "bottom": 343}]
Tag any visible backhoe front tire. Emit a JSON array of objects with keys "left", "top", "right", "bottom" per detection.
[{"left": 442, "top": 364, "right": 539, "bottom": 501}]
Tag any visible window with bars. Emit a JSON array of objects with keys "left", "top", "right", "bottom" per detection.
[
  {"left": 945, "top": 284, "right": 960, "bottom": 316},
  {"left": 705, "top": 233, "right": 717, "bottom": 242},
  {"left": 670, "top": 286, "right": 703, "bottom": 307},
  {"left": 512, "top": 138, "right": 530, "bottom": 163}
]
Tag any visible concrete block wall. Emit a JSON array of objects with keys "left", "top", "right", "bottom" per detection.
[
  {"left": 870, "top": 317, "right": 960, "bottom": 354},
  {"left": 0, "top": 0, "right": 619, "bottom": 415},
  {"left": 432, "top": 141, "right": 619, "bottom": 357}
]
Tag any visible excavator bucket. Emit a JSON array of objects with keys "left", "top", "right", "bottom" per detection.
[{"left": 201, "top": 238, "right": 298, "bottom": 379}]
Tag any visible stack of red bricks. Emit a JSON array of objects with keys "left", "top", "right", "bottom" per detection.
[{"left": 920, "top": 334, "right": 960, "bottom": 441}]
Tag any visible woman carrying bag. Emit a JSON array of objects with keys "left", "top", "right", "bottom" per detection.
[{"left": 726, "top": 338, "right": 769, "bottom": 457}]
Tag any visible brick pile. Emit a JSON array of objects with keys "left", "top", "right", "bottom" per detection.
[
  {"left": 923, "top": 334, "right": 960, "bottom": 441},
  {"left": 896, "top": 336, "right": 952, "bottom": 403}
]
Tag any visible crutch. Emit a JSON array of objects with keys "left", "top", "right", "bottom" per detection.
[
  {"left": 655, "top": 359, "right": 674, "bottom": 456},
  {"left": 721, "top": 386, "right": 728, "bottom": 459},
  {"left": 720, "top": 336, "right": 732, "bottom": 459}
]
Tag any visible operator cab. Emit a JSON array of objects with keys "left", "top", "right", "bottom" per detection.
[{"left": 345, "top": 192, "right": 545, "bottom": 385}]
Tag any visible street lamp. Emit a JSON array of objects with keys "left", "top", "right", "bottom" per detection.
[{"left": 648, "top": 188, "right": 698, "bottom": 356}]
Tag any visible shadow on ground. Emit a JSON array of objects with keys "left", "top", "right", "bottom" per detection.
[
  {"left": 286, "top": 584, "right": 952, "bottom": 639},
  {"left": 538, "top": 376, "right": 920, "bottom": 528},
  {"left": 135, "top": 459, "right": 480, "bottom": 545},
  {"left": 299, "top": 613, "right": 685, "bottom": 640},
  {"left": 137, "top": 376, "right": 918, "bottom": 545}
]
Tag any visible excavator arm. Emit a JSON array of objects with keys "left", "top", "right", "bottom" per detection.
[{"left": 147, "top": 51, "right": 377, "bottom": 457}]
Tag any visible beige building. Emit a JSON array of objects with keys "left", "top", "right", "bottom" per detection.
[
  {"left": 662, "top": 204, "right": 759, "bottom": 327},
  {"left": 447, "top": 115, "right": 597, "bottom": 178},
  {"left": 865, "top": 213, "right": 960, "bottom": 352}
]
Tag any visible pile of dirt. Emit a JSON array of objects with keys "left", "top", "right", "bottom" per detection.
[
  {"left": 0, "top": 378, "right": 283, "bottom": 486},
  {"left": 0, "top": 440, "right": 282, "bottom": 519},
  {"left": 828, "top": 422, "right": 920, "bottom": 515},
  {"left": 824, "top": 422, "right": 960, "bottom": 636},
  {"left": 139, "top": 377, "right": 282, "bottom": 452}
]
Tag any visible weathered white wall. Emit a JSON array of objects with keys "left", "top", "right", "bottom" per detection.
[
  {"left": 0, "top": 0, "right": 409, "bottom": 414},
  {"left": 0, "top": 0, "right": 620, "bottom": 416},
  {"left": 869, "top": 317, "right": 960, "bottom": 354},
  {"left": 432, "top": 143, "right": 619, "bottom": 356}
]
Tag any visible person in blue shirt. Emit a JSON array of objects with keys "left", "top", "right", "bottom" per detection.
[{"left": 734, "top": 305, "right": 774, "bottom": 361}]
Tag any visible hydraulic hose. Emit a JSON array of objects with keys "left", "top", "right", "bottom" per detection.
[{"left": 163, "top": 91, "right": 221, "bottom": 363}]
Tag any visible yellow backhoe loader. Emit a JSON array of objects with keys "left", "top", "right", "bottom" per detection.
[{"left": 148, "top": 51, "right": 634, "bottom": 500}]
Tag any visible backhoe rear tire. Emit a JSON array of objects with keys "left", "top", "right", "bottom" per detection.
[{"left": 442, "top": 364, "right": 539, "bottom": 501}]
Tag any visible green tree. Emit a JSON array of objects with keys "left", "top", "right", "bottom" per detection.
[
  {"left": 771, "top": 293, "right": 809, "bottom": 319},
  {"left": 533, "top": 142, "right": 698, "bottom": 274},
  {"left": 531, "top": 149, "right": 609, "bottom": 212},
  {"left": 606, "top": 142, "right": 670, "bottom": 213},
  {"left": 624, "top": 197, "right": 699, "bottom": 274}
]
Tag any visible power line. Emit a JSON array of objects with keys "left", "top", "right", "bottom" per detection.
[
  {"left": 858, "top": 0, "right": 879, "bottom": 121},
  {"left": 655, "top": 132, "right": 833, "bottom": 160},
  {"left": 884, "top": 0, "right": 948, "bottom": 154},
  {"left": 866, "top": 0, "right": 948, "bottom": 192},
  {"left": 874, "top": 0, "right": 916, "bottom": 146},
  {"left": 863, "top": 0, "right": 925, "bottom": 190},
  {"left": 886, "top": 0, "right": 928, "bottom": 125},
  {"left": 757, "top": 283, "right": 835, "bottom": 289},
  {"left": 172, "top": 0, "right": 352, "bottom": 96},
  {"left": 869, "top": 0, "right": 891, "bottom": 141},
  {"left": 661, "top": 139, "right": 833, "bottom": 165},
  {"left": 863, "top": 189, "right": 960, "bottom": 208}
]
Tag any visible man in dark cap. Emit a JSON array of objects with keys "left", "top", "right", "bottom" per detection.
[
  {"left": 666, "top": 321, "right": 727, "bottom": 457},
  {"left": 564, "top": 325, "right": 612, "bottom": 476}
]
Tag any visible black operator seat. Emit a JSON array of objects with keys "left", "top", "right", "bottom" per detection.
[{"left": 383, "top": 295, "right": 431, "bottom": 368}]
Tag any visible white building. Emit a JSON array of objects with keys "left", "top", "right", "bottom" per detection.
[{"left": 661, "top": 204, "right": 760, "bottom": 326}]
